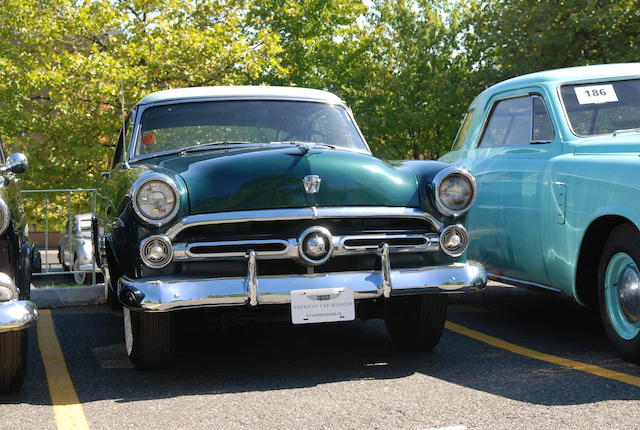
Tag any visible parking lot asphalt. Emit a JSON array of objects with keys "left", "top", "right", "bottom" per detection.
[{"left": 1, "top": 284, "right": 640, "bottom": 430}]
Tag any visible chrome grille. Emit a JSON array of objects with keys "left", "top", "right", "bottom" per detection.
[{"left": 168, "top": 207, "right": 443, "bottom": 264}]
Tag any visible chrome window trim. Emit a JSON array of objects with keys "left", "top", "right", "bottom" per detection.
[
  {"left": 130, "top": 172, "right": 181, "bottom": 227},
  {"left": 476, "top": 92, "right": 557, "bottom": 148},
  {"left": 165, "top": 206, "right": 443, "bottom": 241},
  {"left": 127, "top": 97, "right": 372, "bottom": 162},
  {"left": 431, "top": 166, "right": 477, "bottom": 218}
]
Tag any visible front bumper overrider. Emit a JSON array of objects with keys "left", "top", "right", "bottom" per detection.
[{"left": 118, "top": 261, "right": 487, "bottom": 312}]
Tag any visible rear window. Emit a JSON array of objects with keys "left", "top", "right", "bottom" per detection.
[{"left": 560, "top": 79, "right": 640, "bottom": 136}]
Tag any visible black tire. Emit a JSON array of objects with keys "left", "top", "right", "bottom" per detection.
[
  {"left": 598, "top": 224, "right": 640, "bottom": 363},
  {"left": 124, "top": 309, "right": 174, "bottom": 370},
  {"left": 0, "top": 330, "right": 28, "bottom": 393},
  {"left": 16, "top": 243, "right": 32, "bottom": 300},
  {"left": 58, "top": 247, "right": 68, "bottom": 270},
  {"left": 105, "top": 246, "right": 122, "bottom": 311},
  {"left": 384, "top": 294, "right": 448, "bottom": 351}
]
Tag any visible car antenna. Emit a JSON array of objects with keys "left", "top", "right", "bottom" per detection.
[{"left": 120, "top": 80, "right": 130, "bottom": 169}]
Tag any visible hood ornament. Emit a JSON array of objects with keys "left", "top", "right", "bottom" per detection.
[{"left": 303, "top": 175, "right": 321, "bottom": 194}]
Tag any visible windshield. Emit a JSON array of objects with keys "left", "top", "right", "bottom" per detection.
[
  {"left": 560, "top": 79, "right": 640, "bottom": 136},
  {"left": 134, "top": 100, "right": 367, "bottom": 156}
]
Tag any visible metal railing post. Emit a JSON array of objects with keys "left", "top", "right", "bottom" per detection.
[
  {"left": 91, "top": 190, "right": 96, "bottom": 286},
  {"left": 44, "top": 193, "right": 49, "bottom": 273}
]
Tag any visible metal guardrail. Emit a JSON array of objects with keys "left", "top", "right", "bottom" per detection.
[{"left": 21, "top": 189, "right": 98, "bottom": 286}]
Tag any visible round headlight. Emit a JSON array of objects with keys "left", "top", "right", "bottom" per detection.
[
  {"left": 432, "top": 167, "right": 476, "bottom": 217},
  {"left": 132, "top": 174, "right": 180, "bottom": 226}
]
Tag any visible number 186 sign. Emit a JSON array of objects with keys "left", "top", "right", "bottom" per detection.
[{"left": 574, "top": 84, "right": 619, "bottom": 105}]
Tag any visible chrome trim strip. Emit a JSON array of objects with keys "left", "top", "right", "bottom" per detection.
[
  {"left": 165, "top": 206, "right": 442, "bottom": 240},
  {"left": 185, "top": 239, "right": 290, "bottom": 258},
  {"left": 118, "top": 261, "right": 487, "bottom": 312},
  {"left": 0, "top": 300, "right": 39, "bottom": 332},
  {"left": 489, "top": 273, "right": 562, "bottom": 293}
]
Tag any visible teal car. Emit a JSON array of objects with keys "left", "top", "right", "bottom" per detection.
[
  {"left": 441, "top": 63, "right": 640, "bottom": 362},
  {"left": 94, "top": 86, "right": 487, "bottom": 369}
]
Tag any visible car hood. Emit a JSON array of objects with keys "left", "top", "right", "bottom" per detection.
[{"left": 149, "top": 146, "right": 420, "bottom": 214}]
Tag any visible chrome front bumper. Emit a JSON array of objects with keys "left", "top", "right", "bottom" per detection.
[
  {"left": 118, "top": 261, "right": 487, "bottom": 312},
  {"left": 0, "top": 300, "right": 39, "bottom": 332}
]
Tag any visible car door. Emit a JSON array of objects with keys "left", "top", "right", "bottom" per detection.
[{"left": 461, "top": 91, "right": 559, "bottom": 286}]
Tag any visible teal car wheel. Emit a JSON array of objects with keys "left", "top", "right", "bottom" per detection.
[{"left": 598, "top": 224, "right": 640, "bottom": 363}]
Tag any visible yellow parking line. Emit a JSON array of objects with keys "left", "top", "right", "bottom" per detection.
[
  {"left": 445, "top": 321, "right": 640, "bottom": 388},
  {"left": 37, "top": 309, "right": 90, "bottom": 430}
]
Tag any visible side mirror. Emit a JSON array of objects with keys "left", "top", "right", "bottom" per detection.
[{"left": 5, "top": 153, "right": 28, "bottom": 174}]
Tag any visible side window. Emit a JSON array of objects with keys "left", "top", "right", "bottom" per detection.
[
  {"left": 532, "top": 97, "right": 554, "bottom": 142},
  {"left": 451, "top": 109, "right": 475, "bottom": 151},
  {"left": 479, "top": 96, "right": 554, "bottom": 147}
]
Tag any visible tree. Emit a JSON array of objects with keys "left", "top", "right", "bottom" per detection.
[{"left": 0, "top": 0, "right": 283, "bottom": 229}]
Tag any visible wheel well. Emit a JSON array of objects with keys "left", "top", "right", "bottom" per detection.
[{"left": 576, "top": 215, "right": 635, "bottom": 308}]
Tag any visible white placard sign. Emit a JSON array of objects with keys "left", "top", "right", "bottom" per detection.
[
  {"left": 291, "top": 287, "right": 355, "bottom": 324},
  {"left": 574, "top": 84, "right": 618, "bottom": 105}
]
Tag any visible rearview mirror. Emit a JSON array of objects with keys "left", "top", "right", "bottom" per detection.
[{"left": 5, "top": 153, "right": 28, "bottom": 174}]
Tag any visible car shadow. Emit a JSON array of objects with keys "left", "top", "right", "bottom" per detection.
[{"left": 2, "top": 285, "right": 640, "bottom": 407}]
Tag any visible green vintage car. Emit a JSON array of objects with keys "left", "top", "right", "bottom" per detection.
[{"left": 94, "top": 86, "right": 486, "bottom": 369}]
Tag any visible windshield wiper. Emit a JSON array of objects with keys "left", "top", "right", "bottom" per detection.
[
  {"left": 181, "top": 141, "right": 256, "bottom": 152},
  {"left": 133, "top": 141, "right": 255, "bottom": 162}
]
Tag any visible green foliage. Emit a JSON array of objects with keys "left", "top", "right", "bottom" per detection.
[{"left": 1, "top": 0, "right": 640, "bottom": 230}]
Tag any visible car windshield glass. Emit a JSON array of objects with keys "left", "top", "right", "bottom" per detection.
[
  {"left": 560, "top": 79, "right": 640, "bottom": 136},
  {"left": 134, "top": 100, "right": 367, "bottom": 156}
]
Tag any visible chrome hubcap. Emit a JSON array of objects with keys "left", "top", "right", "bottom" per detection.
[{"left": 618, "top": 266, "right": 640, "bottom": 323}]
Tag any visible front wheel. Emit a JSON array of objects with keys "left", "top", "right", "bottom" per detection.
[
  {"left": 0, "top": 330, "right": 28, "bottom": 392},
  {"left": 72, "top": 258, "right": 90, "bottom": 285},
  {"left": 598, "top": 224, "right": 640, "bottom": 363},
  {"left": 123, "top": 308, "right": 174, "bottom": 370},
  {"left": 384, "top": 294, "right": 447, "bottom": 351}
]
